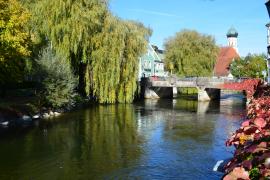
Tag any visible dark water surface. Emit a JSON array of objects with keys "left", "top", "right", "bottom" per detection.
[{"left": 0, "top": 95, "right": 246, "bottom": 179}]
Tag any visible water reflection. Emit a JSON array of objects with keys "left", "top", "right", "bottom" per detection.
[
  {"left": 0, "top": 105, "right": 144, "bottom": 179},
  {"left": 197, "top": 101, "right": 210, "bottom": 114},
  {"left": 0, "top": 96, "right": 246, "bottom": 179}
]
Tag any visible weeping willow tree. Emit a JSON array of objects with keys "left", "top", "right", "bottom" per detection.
[
  {"left": 26, "top": 0, "right": 151, "bottom": 104},
  {"left": 88, "top": 16, "right": 151, "bottom": 103},
  {"left": 27, "top": 0, "right": 108, "bottom": 78},
  {"left": 117, "top": 21, "right": 150, "bottom": 103}
]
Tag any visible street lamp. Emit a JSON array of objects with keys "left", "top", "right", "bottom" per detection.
[{"left": 265, "top": 0, "right": 270, "bottom": 83}]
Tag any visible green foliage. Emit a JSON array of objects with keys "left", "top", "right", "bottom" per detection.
[
  {"left": 0, "top": 0, "right": 31, "bottom": 86},
  {"left": 178, "top": 87, "right": 198, "bottom": 95},
  {"left": 0, "top": 57, "right": 25, "bottom": 87},
  {"left": 230, "top": 58, "right": 246, "bottom": 78},
  {"left": 249, "top": 167, "right": 260, "bottom": 180},
  {"left": 1, "top": 0, "right": 150, "bottom": 104},
  {"left": 30, "top": 0, "right": 107, "bottom": 61},
  {"left": 37, "top": 47, "right": 78, "bottom": 109},
  {"left": 28, "top": 0, "right": 151, "bottom": 104},
  {"left": 88, "top": 16, "right": 151, "bottom": 103},
  {"left": 164, "top": 30, "right": 219, "bottom": 77},
  {"left": 230, "top": 54, "right": 267, "bottom": 79}
]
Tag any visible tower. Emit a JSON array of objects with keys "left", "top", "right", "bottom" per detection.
[{"left": 227, "top": 27, "right": 238, "bottom": 53}]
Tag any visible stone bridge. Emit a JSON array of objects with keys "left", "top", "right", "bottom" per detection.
[{"left": 141, "top": 76, "right": 243, "bottom": 101}]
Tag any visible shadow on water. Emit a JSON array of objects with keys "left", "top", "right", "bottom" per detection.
[{"left": 0, "top": 95, "right": 246, "bottom": 179}]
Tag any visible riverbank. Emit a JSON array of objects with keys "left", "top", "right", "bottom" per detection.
[{"left": 0, "top": 94, "right": 91, "bottom": 129}]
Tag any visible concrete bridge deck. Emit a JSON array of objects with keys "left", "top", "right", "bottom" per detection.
[
  {"left": 141, "top": 76, "right": 244, "bottom": 101},
  {"left": 147, "top": 76, "right": 240, "bottom": 89}
]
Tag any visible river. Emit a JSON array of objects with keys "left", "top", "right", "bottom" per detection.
[{"left": 0, "top": 95, "right": 246, "bottom": 179}]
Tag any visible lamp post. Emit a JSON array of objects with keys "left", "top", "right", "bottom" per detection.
[{"left": 265, "top": 1, "right": 270, "bottom": 83}]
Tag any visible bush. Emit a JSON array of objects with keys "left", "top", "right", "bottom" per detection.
[
  {"left": 223, "top": 79, "right": 270, "bottom": 179},
  {"left": 36, "top": 47, "right": 78, "bottom": 109}
]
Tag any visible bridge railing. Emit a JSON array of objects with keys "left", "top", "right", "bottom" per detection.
[{"left": 149, "top": 76, "right": 242, "bottom": 83}]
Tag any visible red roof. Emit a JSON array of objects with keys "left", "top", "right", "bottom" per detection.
[{"left": 214, "top": 47, "right": 239, "bottom": 77}]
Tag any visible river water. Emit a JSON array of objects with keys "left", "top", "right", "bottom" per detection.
[{"left": 0, "top": 95, "right": 246, "bottom": 179}]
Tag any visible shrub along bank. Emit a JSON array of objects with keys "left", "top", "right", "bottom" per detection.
[{"left": 223, "top": 79, "right": 270, "bottom": 179}]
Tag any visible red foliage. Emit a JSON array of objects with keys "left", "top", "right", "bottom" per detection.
[
  {"left": 223, "top": 80, "right": 270, "bottom": 179},
  {"left": 223, "top": 167, "right": 250, "bottom": 180},
  {"left": 222, "top": 79, "right": 263, "bottom": 98}
]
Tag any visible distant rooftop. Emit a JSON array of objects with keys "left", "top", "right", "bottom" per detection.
[
  {"left": 214, "top": 47, "right": 239, "bottom": 77},
  {"left": 151, "top": 45, "right": 164, "bottom": 60}
]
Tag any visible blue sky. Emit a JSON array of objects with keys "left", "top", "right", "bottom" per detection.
[{"left": 110, "top": 0, "right": 268, "bottom": 56}]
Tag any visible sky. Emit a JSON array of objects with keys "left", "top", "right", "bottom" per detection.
[{"left": 109, "top": 0, "right": 269, "bottom": 56}]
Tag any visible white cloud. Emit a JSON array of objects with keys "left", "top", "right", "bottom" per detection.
[{"left": 128, "top": 8, "right": 182, "bottom": 19}]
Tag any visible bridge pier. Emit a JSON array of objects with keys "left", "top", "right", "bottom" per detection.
[
  {"left": 141, "top": 78, "right": 174, "bottom": 99},
  {"left": 198, "top": 88, "right": 211, "bottom": 101},
  {"left": 144, "top": 87, "right": 173, "bottom": 99},
  {"left": 173, "top": 87, "right": 178, "bottom": 98},
  {"left": 197, "top": 88, "right": 221, "bottom": 102}
]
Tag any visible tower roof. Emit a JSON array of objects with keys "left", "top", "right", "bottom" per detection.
[{"left": 227, "top": 27, "right": 238, "bottom": 38}]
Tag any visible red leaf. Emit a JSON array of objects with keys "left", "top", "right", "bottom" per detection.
[
  {"left": 242, "top": 160, "right": 252, "bottom": 170},
  {"left": 261, "top": 169, "right": 270, "bottom": 177},
  {"left": 242, "top": 120, "right": 250, "bottom": 127},
  {"left": 223, "top": 167, "right": 250, "bottom": 180},
  {"left": 254, "top": 118, "right": 267, "bottom": 128},
  {"left": 258, "top": 153, "right": 270, "bottom": 162},
  {"left": 258, "top": 142, "right": 267, "bottom": 148},
  {"left": 246, "top": 144, "right": 257, "bottom": 153},
  {"left": 243, "top": 126, "right": 258, "bottom": 135},
  {"left": 253, "top": 133, "right": 262, "bottom": 141}
]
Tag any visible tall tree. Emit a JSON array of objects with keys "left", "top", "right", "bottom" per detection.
[
  {"left": 84, "top": 16, "right": 151, "bottom": 103},
  {"left": 230, "top": 54, "right": 267, "bottom": 79},
  {"left": 117, "top": 21, "right": 151, "bottom": 103},
  {"left": 28, "top": 0, "right": 151, "bottom": 103},
  {"left": 164, "top": 30, "right": 219, "bottom": 77},
  {"left": 0, "top": 0, "right": 31, "bottom": 91}
]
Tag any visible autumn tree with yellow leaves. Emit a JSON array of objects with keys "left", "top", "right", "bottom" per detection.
[{"left": 0, "top": 0, "right": 31, "bottom": 93}]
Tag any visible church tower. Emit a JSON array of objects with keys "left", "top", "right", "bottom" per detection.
[{"left": 227, "top": 27, "right": 239, "bottom": 53}]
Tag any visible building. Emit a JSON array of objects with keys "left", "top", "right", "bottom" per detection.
[
  {"left": 226, "top": 27, "right": 239, "bottom": 53},
  {"left": 138, "top": 44, "right": 167, "bottom": 79},
  {"left": 214, "top": 27, "right": 239, "bottom": 77},
  {"left": 152, "top": 45, "right": 165, "bottom": 61}
]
